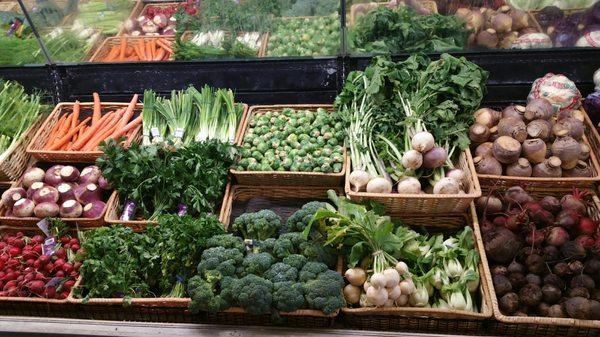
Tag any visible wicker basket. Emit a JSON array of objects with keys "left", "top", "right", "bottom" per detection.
[
  {"left": 346, "top": 148, "right": 481, "bottom": 215},
  {"left": 479, "top": 188, "right": 600, "bottom": 336},
  {"left": 26, "top": 102, "right": 143, "bottom": 163},
  {"left": 583, "top": 109, "right": 600, "bottom": 170},
  {"left": 0, "top": 225, "right": 79, "bottom": 318},
  {"left": 476, "top": 110, "right": 600, "bottom": 190},
  {"left": 105, "top": 183, "right": 231, "bottom": 229},
  {"left": 341, "top": 207, "right": 493, "bottom": 333},
  {"left": 220, "top": 184, "right": 344, "bottom": 228},
  {"left": 0, "top": 162, "right": 113, "bottom": 227},
  {"left": 181, "top": 31, "right": 268, "bottom": 58},
  {"left": 89, "top": 36, "right": 175, "bottom": 62},
  {"left": 230, "top": 104, "right": 347, "bottom": 187},
  {"left": 0, "top": 115, "right": 44, "bottom": 181}
]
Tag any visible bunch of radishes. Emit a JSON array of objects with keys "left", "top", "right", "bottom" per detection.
[
  {"left": 123, "top": 5, "right": 179, "bottom": 36},
  {"left": 343, "top": 262, "right": 418, "bottom": 308},
  {"left": 478, "top": 187, "right": 600, "bottom": 319},
  {"left": 0, "top": 231, "right": 80, "bottom": 298},
  {"left": 471, "top": 97, "right": 592, "bottom": 178},
  {"left": 1, "top": 165, "right": 110, "bottom": 219}
]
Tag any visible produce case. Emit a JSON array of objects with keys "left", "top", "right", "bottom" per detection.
[{"left": 0, "top": 1, "right": 600, "bottom": 337}]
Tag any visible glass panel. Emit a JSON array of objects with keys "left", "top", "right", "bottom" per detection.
[{"left": 345, "top": 0, "right": 600, "bottom": 55}]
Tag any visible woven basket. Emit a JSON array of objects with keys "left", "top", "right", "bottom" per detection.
[
  {"left": 0, "top": 162, "right": 113, "bottom": 227},
  {"left": 480, "top": 189, "right": 600, "bottom": 336},
  {"left": 0, "top": 115, "right": 45, "bottom": 181},
  {"left": 583, "top": 109, "right": 600, "bottom": 171},
  {"left": 181, "top": 31, "right": 268, "bottom": 58},
  {"left": 346, "top": 148, "right": 481, "bottom": 215},
  {"left": 476, "top": 110, "right": 600, "bottom": 190},
  {"left": 220, "top": 184, "right": 344, "bottom": 229},
  {"left": 341, "top": 207, "right": 493, "bottom": 333},
  {"left": 230, "top": 104, "right": 347, "bottom": 187},
  {"left": 0, "top": 225, "right": 79, "bottom": 318},
  {"left": 104, "top": 183, "right": 231, "bottom": 229},
  {"left": 89, "top": 36, "right": 175, "bottom": 62},
  {"left": 26, "top": 102, "right": 142, "bottom": 163}
]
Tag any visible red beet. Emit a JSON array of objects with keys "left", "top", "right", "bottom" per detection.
[
  {"left": 525, "top": 202, "right": 555, "bottom": 226},
  {"left": 546, "top": 227, "right": 570, "bottom": 246},
  {"left": 561, "top": 190, "right": 587, "bottom": 213},
  {"left": 556, "top": 209, "right": 580, "bottom": 229},
  {"left": 540, "top": 196, "right": 561, "bottom": 214},
  {"left": 526, "top": 229, "right": 547, "bottom": 247},
  {"left": 576, "top": 235, "right": 595, "bottom": 249},
  {"left": 578, "top": 217, "right": 599, "bottom": 235}
]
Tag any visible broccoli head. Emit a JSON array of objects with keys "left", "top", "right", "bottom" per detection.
[
  {"left": 264, "top": 262, "right": 298, "bottom": 283},
  {"left": 272, "top": 232, "right": 306, "bottom": 259},
  {"left": 187, "top": 275, "right": 230, "bottom": 313},
  {"left": 232, "top": 210, "right": 282, "bottom": 240},
  {"left": 282, "top": 254, "right": 308, "bottom": 270},
  {"left": 303, "top": 270, "right": 345, "bottom": 315},
  {"left": 299, "top": 261, "right": 329, "bottom": 282},
  {"left": 255, "top": 238, "right": 276, "bottom": 254},
  {"left": 232, "top": 274, "right": 273, "bottom": 315},
  {"left": 206, "top": 234, "right": 245, "bottom": 252},
  {"left": 285, "top": 201, "right": 328, "bottom": 233},
  {"left": 273, "top": 281, "right": 305, "bottom": 312},
  {"left": 197, "top": 246, "right": 244, "bottom": 278},
  {"left": 299, "top": 241, "right": 337, "bottom": 268},
  {"left": 242, "top": 252, "right": 274, "bottom": 276}
]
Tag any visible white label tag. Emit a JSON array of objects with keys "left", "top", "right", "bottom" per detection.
[
  {"left": 174, "top": 127, "right": 185, "bottom": 139},
  {"left": 151, "top": 127, "right": 160, "bottom": 137}
]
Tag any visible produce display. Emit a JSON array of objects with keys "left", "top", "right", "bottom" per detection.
[
  {"left": 337, "top": 54, "right": 487, "bottom": 194},
  {"left": 174, "top": 31, "right": 259, "bottom": 60},
  {"left": 470, "top": 75, "right": 593, "bottom": 178},
  {"left": 97, "top": 139, "right": 235, "bottom": 221},
  {"left": 0, "top": 220, "right": 80, "bottom": 299},
  {"left": 99, "top": 37, "right": 174, "bottom": 62},
  {"left": 312, "top": 191, "right": 482, "bottom": 311},
  {"left": 0, "top": 80, "right": 45, "bottom": 154},
  {"left": 188, "top": 201, "right": 341, "bottom": 314},
  {"left": 122, "top": 4, "right": 181, "bottom": 36},
  {"left": 235, "top": 108, "right": 345, "bottom": 173},
  {"left": 535, "top": 3, "right": 600, "bottom": 48},
  {"left": 455, "top": 6, "right": 548, "bottom": 49},
  {"left": 42, "top": 23, "right": 104, "bottom": 62},
  {"left": 1, "top": 164, "right": 110, "bottom": 219},
  {"left": 142, "top": 86, "right": 243, "bottom": 146},
  {"left": 267, "top": 15, "right": 340, "bottom": 57},
  {"left": 350, "top": 6, "right": 469, "bottom": 54},
  {"left": 477, "top": 187, "right": 600, "bottom": 319},
  {"left": 76, "top": 215, "right": 225, "bottom": 299},
  {"left": 279, "top": 0, "right": 339, "bottom": 16},
  {"left": 40, "top": 94, "right": 140, "bottom": 152},
  {"left": 76, "top": 0, "right": 134, "bottom": 36}
]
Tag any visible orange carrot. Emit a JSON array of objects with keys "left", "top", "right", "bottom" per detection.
[
  {"left": 145, "top": 40, "right": 152, "bottom": 61},
  {"left": 47, "top": 114, "right": 67, "bottom": 143},
  {"left": 83, "top": 124, "right": 118, "bottom": 151},
  {"left": 132, "top": 45, "right": 143, "bottom": 60},
  {"left": 114, "top": 95, "right": 138, "bottom": 131},
  {"left": 49, "top": 117, "right": 91, "bottom": 151},
  {"left": 156, "top": 39, "right": 173, "bottom": 54},
  {"left": 154, "top": 48, "right": 165, "bottom": 61},
  {"left": 119, "top": 37, "right": 126, "bottom": 61},
  {"left": 103, "top": 46, "right": 120, "bottom": 62},
  {"left": 71, "top": 101, "right": 80, "bottom": 129},
  {"left": 92, "top": 93, "right": 101, "bottom": 124},
  {"left": 82, "top": 110, "right": 123, "bottom": 149},
  {"left": 72, "top": 111, "right": 114, "bottom": 150},
  {"left": 108, "top": 115, "right": 142, "bottom": 141},
  {"left": 48, "top": 113, "right": 72, "bottom": 148},
  {"left": 138, "top": 39, "right": 147, "bottom": 60}
]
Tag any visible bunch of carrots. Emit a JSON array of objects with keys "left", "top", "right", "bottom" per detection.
[
  {"left": 43, "top": 93, "right": 142, "bottom": 151},
  {"left": 101, "top": 37, "right": 173, "bottom": 62}
]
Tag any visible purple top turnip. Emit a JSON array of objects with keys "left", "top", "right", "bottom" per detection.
[
  {"left": 82, "top": 201, "right": 106, "bottom": 218},
  {"left": 44, "top": 165, "right": 64, "bottom": 186},
  {"left": 22, "top": 167, "right": 45, "bottom": 188},
  {"left": 12, "top": 198, "right": 35, "bottom": 217},
  {"left": 59, "top": 166, "right": 80, "bottom": 182},
  {"left": 1, "top": 187, "right": 26, "bottom": 208},
  {"left": 75, "top": 183, "right": 102, "bottom": 205},
  {"left": 60, "top": 200, "right": 82, "bottom": 218},
  {"left": 422, "top": 147, "right": 447, "bottom": 169},
  {"left": 32, "top": 186, "right": 59, "bottom": 205},
  {"left": 33, "top": 202, "right": 60, "bottom": 218},
  {"left": 79, "top": 166, "right": 102, "bottom": 185}
]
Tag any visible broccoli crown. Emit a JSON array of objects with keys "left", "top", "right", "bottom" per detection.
[
  {"left": 299, "top": 241, "right": 337, "bottom": 268},
  {"left": 282, "top": 254, "right": 308, "bottom": 270},
  {"left": 272, "top": 232, "right": 306, "bottom": 259},
  {"left": 255, "top": 238, "right": 276, "bottom": 254},
  {"left": 206, "top": 234, "right": 245, "bottom": 252},
  {"left": 299, "top": 261, "right": 329, "bottom": 282},
  {"left": 197, "top": 246, "right": 244, "bottom": 278},
  {"left": 285, "top": 201, "right": 328, "bottom": 233},
  {"left": 232, "top": 210, "right": 282, "bottom": 241},
  {"left": 232, "top": 274, "right": 273, "bottom": 315},
  {"left": 303, "top": 270, "right": 345, "bottom": 315},
  {"left": 187, "top": 275, "right": 230, "bottom": 313},
  {"left": 242, "top": 252, "right": 274, "bottom": 276},
  {"left": 272, "top": 281, "right": 305, "bottom": 312},
  {"left": 264, "top": 262, "right": 298, "bottom": 283}
]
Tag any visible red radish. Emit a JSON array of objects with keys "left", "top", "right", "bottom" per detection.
[
  {"left": 55, "top": 271, "right": 65, "bottom": 278},
  {"left": 577, "top": 217, "right": 599, "bottom": 235},
  {"left": 35, "top": 273, "right": 45, "bottom": 281},
  {"left": 27, "top": 280, "right": 45, "bottom": 294},
  {"left": 73, "top": 262, "right": 82, "bottom": 271},
  {"left": 8, "top": 246, "right": 20, "bottom": 256},
  {"left": 62, "top": 262, "right": 73, "bottom": 273},
  {"left": 71, "top": 243, "right": 80, "bottom": 252},
  {"left": 59, "top": 291, "right": 69, "bottom": 299},
  {"left": 43, "top": 285, "right": 56, "bottom": 298},
  {"left": 33, "top": 244, "right": 42, "bottom": 254},
  {"left": 546, "top": 227, "right": 570, "bottom": 246},
  {"left": 69, "top": 238, "right": 79, "bottom": 246},
  {"left": 31, "top": 235, "right": 44, "bottom": 243},
  {"left": 12, "top": 238, "right": 24, "bottom": 248},
  {"left": 63, "top": 280, "right": 75, "bottom": 289},
  {"left": 44, "top": 262, "right": 54, "bottom": 273},
  {"left": 54, "top": 248, "right": 66, "bottom": 259},
  {"left": 60, "top": 237, "right": 69, "bottom": 245},
  {"left": 38, "top": 254, "right": 50, "bottom": 265},
  {"left": 53, "top": 258, "right": 65, "bottom": 269}
]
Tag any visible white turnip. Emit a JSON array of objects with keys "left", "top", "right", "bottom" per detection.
[
  {"left": 433, "top": 177, "right": 460, "bottom": 194},
  {"left": 370, "top": 272, "right": 386, "bottom": 289},
  {"left": 349, "top": 170, "right": 370, "bottom": 192},
  {"left": 411, "top": 131, "right": 435, "bottom": 153},
  {"left": 396, "top": 177, "right": 421, "bottom": 194},
  {"left": 363, "top": 281, "right": 371, "bottom": 292},
  {"left": 395, "top": 261, "right": 408, "bottom": 275},
  {"left": 345, "top": 268, "right": 367, "bottom": 286},
  {"left": 445, "top": 168, "right": 465, "bottom": 185},
  {"left": 343, "top": 284, "right": 361, "bottom": 305},
  {"left": 22, "top": 167, "right": 45, "bottom": 188},
  {"left": 532, "top": 156, "right": 562, "bottom": 177},
  {"left": 366, "top": 177, "right": 392, "bottom": 194},
  {"left": 383, "top": 268, "right": 400, "bottom": 288},
  {"left": 422, "top": 147, "right": 447, "bottom": 168},
  {"left": 493, "top": 136, "right": 521, "bottom": 164},
  {"left": 12, "top": 198, "right": 35, "bottom": 217},
  {"left": 506, "top": 158, "right": 532, "bottom": 177},
  {"left": 60, "top": 200, "right": 82, "bottom": 218},
  {"left": 387, "top": 285, "right": 401, "bottom": 300},
  {"left": 401, "top": 150, "right": 423, "bottom": 170},
  {"left": 366, "top": 285, "right": 387, "bottom": 307},
  {"left": 395, "top": 294, "right": 408, "bottom": 307},
  {"left": 399, "top": 279, "right": 416, "bottom": 295},
  {"left": 33, "top": 202, "right": 60, "bottom": 218}
]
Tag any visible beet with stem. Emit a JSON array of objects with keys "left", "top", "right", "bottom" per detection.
[
  {"left": 493, "top": 274, "right": 513, "bottom": 296},
  {"left": 568, "top": 287, "right": 590, "bottom": 299},
  {"left": 564, "top": 297, "right": 592, "bottom": 319},
  {"left": 484, "top": 227, "right": 523, "bottom": 264},
  {"left": 540, "top": 196, "right": 561, "bottom": 214},
  {"left": 542, "top": 284, "right": 562, "bottom": 304},
  {"left": 499, "top": 292, "right": 520, "bottom": 314},
  {"left": 519, "top": 283, "right": 543, "bottom": 307}
]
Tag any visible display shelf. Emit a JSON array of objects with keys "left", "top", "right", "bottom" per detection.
[{"left": 0, "top": 316, "right": 496, "bottom": 337}]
